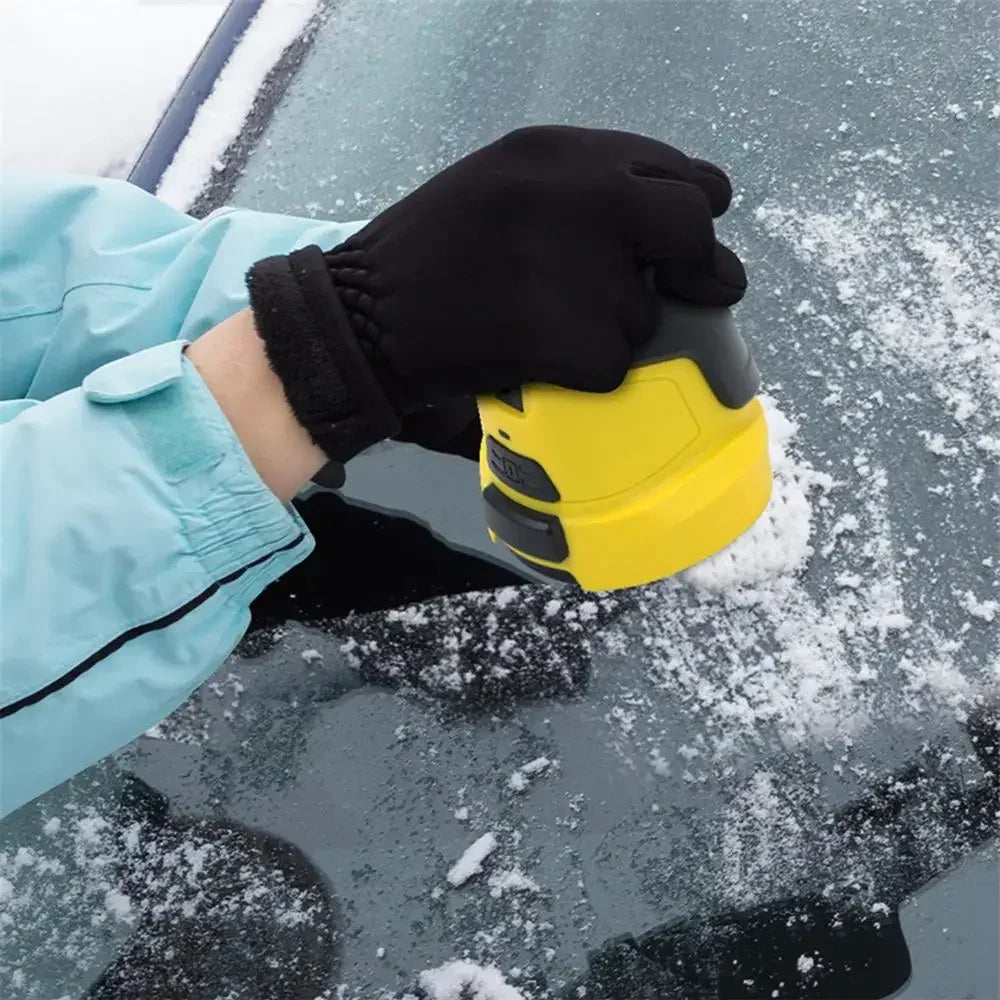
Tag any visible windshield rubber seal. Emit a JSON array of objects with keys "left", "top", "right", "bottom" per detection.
[{"left": 129, "top": 0, "right": 267, "bottom": 196}]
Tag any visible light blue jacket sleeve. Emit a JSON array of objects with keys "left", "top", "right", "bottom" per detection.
[{"left": 0, "top": 172, "right": 366, "bottom": 819}]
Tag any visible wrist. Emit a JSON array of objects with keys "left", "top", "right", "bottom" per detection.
[
  {"left": 246, "top": 246, "right": 402, "bottom": 463},
  {"left": 185, "top": 309, "right": 327, "bottom": 502}
]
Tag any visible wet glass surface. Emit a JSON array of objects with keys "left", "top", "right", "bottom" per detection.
[{"left": 2, "top": 2, "right": 998, "bottom": 998}]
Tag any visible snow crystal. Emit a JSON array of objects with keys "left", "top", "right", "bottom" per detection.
[
  {"left": 418, "top": 960, "right": 525, "bottom": 1000},
  {"left": 920, "top": 431, "right": 959, "bottom": 457},
  {"left": 976, "top": 434, "right": 1000, "bottom": 456},
  {"left": 300, "top": 648, "right": 323, "bottom": 663},
  {"left": 797, "top": 954, "right": 815, "bottom": 975},
  {"left": 508, "top": 772, "right": 529, "bottom": 793},
  {"left": 488, "top": 868, "right": 540, "bottom": 898},
  {"left": 446, "top": 832, "right": 497, "bottom": 887},
  {"left": 387, "top": 606, "right": 430, "bottom": 626},
  {"left": 508, "top": 756, "right": 554, "bottom": 791},
  {"left": 104, "top": 888, "right": 133, "bottom": 922},
  {"left": 76, "top": 816, "right": 108, "bottom": 844},
  {"left": 493, "top": 587, "right": 520, "bottom": 609},
  {"left": 123, "top": 823, "right": 141, "bottom": 852},
  {"left": 821, "top": 513, "right": 859, "bottom": 557},
  {"left": 649, "top": 748, "right": 671, "bottom": 776},
  {"left": 957, "top": 591, "right": 999, "bottom": 623},
  {"left": 519, "top": 757, "right": 552, "bottom": 776}
]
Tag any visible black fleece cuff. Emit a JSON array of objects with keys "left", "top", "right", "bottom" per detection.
[{"left": 246, "top": 245, "right": 402, "bottom": 465}]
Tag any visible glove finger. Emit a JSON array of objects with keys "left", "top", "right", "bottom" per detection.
[
  {"left": 620, "top": 174, "right": 717, "bottom": 263},
  {"left": 653, "top": 241, "right": 748, "bottom": 308},
  {"left": 532, "top": 324, "right": 633, "bottom": 394},
  {"left": 626, "top": 159, "right": 733, "bottom": 221},
  {"left": 689, "top": 157, "right": 734, "bottom": 216},
  {"left": 617, "top": 131, "right": 733, "bottom": 217}
]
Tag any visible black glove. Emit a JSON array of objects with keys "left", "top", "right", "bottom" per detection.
[{"left": 247, "top": 125, "right": 746, "bottom": 466}]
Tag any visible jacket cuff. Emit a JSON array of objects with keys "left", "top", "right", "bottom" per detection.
[{"left": 83, "top": 340, "right": 314, "bottom": 603}]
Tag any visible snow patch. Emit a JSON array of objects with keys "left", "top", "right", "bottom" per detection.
[
  {"left": 488, "top": 868, "right": 540, "bottom": 898},
  {"left": 957, "top": 591, "right": 999, "bottom": 623},
  {"left": 417, "top": 960, "right": 525, "bottom": 1000},
  {"left": 508, "top": 757, "right": 553, "bottom": 792},
  {"left": 920, "top": 431, "right": 959, "bottom": 457},
  {"left": 446, "top": 833, "right": 497, "bottom": 887},
  {"left": 157, "top": 0, "right": 320, "bottom": 210},
  {"left": 756, "top": 191, "right": 1000, "bottom": 430},
  {"left": 613, "top": 390, "right": 978, "bottom": 751},
  {"left": 1, "top": 804, "right": 331, "bottom": 995},
  {"left": 684, "top": 396, "right": 832, "bottom": 591},
  {"left": 104, "top": 888, "right": 133, "bottom": 923}
]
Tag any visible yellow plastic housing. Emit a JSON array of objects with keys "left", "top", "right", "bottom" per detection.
[{"left": 478, "top": 357, "right": 772, "bottom": 591}]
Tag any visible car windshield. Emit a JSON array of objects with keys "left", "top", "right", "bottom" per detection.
[{"left": 3, "top": 2, "right": 997, "bottom": 998}]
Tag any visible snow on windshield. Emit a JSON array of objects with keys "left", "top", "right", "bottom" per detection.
[
  {"left": 757, "top": 189, "right": 1000, "bottom": 436},
  {"left": 3, "top": 1, "right": 998, "bottom": 997}
]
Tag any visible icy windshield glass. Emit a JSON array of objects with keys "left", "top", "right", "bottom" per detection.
[{"left": 3, "top": 2, "right": 997, "bottom": 999}]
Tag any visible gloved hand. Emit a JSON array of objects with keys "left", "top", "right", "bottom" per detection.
[{"left": 247, "top": 125, "right": 746, "bottom": 467}]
